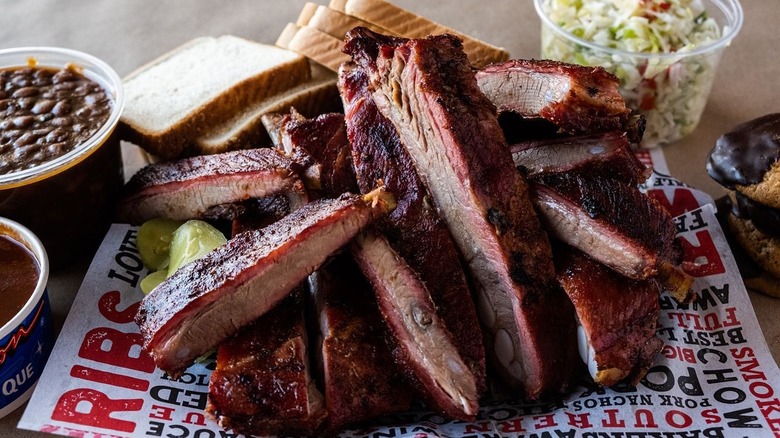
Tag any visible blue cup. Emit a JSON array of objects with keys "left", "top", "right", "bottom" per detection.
[{"left": 0, "top": 217, "right": 55, "bottom": 418}]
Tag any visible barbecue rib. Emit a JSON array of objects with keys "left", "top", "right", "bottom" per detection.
[
  {"left": 271, "top": 112, "right": 419, "bottom": 429},
  {"left": 209, "top": 202, "right": 325, "bottom": 436},
  {"left": 352, "top": 231, "right": 478, "bottom": 419},
  {"left": 555, "top": 246, "right": 663, "bottom": 386},
  {"left": 205, "top": 190, "right": 311, "bottom": 438},
  {"left": 476, "top": 59, "right": 631, "bottom": 135},
  {"left": 206, "top": 288, "right": 326, "bottom": 436},
  {"left": 344, "top": 28, "right": 577, "bottom": 397},
  {"left": 512, "top": 132, "right": 650, "bottom": 185},
  {"left": 117, "top": 148, "right": 302, "bottom": 224},
  {"left": 339, "top": 63, "right": 486, "bottom": 393},
  {"left": 229, "top": 195, "right": 291, "bottom": 236},
  {"left": 275, "top": 104, "right": 486, "bottom": 414},
  {"left": 135, "top": 189, "right": 395, "bottom": 377},
  {"left": 280, "top": 111, "right": 358, "bottom": 196},
  {"left": 506, "top": 121, "right": 690, "bottom": 299},
  {"left": 310, "top": 254, "right": 414, "bottom": 433},
  {"left": 532, "top": 172, "right": 692, "bottom": 302}
]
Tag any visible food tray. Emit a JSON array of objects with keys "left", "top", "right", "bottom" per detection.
[{"left": 18, "top": 148, "right": 780, "bottom": 437}]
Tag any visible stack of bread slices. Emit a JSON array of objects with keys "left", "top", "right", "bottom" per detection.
[
  {"left": 278, "top": 0, "right": 509, "bottom": 71},
  {"left": 118, "top": 0, "right": 509, "bottom": 160},
  {"left": 119, "top": 35, "right": 342, "bottom": 159}
]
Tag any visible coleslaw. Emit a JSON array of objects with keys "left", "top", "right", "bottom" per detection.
[{"left": 536, "top": 0, "right": 734, "bottom": 146}]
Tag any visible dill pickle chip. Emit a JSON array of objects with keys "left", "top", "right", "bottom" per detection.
[
  {"left": 137, "top": 218, "right": 184, "bottom": 271},
  {"left": 167, "top": 220, "right": 227, "bottom": 276},
  {"left": 140, "top": 270, "right": 168, "bottom": 295}
]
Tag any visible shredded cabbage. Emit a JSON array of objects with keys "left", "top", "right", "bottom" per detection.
[{"left": 539, "top": 0, "right": 723, "bottom": 146}]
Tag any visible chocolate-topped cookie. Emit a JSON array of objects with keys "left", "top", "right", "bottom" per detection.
[
  {"left": 707, "top": 113, "right": 780, "bottom": 187},
  {"left": 728, "top": 214, "right": 780, "bottom": 278},
  {"left": 737, "top": 161, "right": 780, "bottom": 210},
  {"left": 708, "top": 114, "right": 780, "bottom": 298}
]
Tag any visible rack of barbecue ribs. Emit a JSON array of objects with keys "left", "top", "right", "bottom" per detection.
[{"left": 131, "top": 28, "right": 695, "bottom": 436}]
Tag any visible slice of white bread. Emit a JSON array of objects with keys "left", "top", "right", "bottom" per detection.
[
  {"left": 276, "top": 23, "right": 300, "bottom": 49},
  {"left": 329, "top": 0, "right": 509, "bottom": 68},
  {"left": 329, "top": 0, "right": 348, "bottom": 11},
  {"left": 301, "top": 3, "right": 399, "bottom": 40},
  {"left": 296, "top": 2, "right": 321, "bottom": 27},
  {"left": 120, "top": 35, "right": 310, "bottom": 159},
  {"left": 193, "top": 65, "right": 341, "bottom": 154},
  {"left": 282, "top": 25, "right": 352, "bottom": 72}
]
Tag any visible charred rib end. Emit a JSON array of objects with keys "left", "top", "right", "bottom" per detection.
[
  {"left": 595, "top": 367, "right": 628, "bottom": 387},
  {"left": 363, "top": 185, "right": 397, "bottom": 213},
  {"left": 657, "top": 260, "right": 695, "bottom": 303}
]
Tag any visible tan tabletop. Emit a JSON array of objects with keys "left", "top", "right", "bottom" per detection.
[{"left": 1, "top": 0, "right": 778, "bottom": 436}]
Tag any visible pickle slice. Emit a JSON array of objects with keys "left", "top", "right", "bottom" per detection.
[
  {"left": 167, "top": 220, "right": 227, "bottom": 275},
  {"left": 137, "top": 218, "right": 184, "bottom": 271},
  {"left": 140, "top": 270, "right": 167, "bottom": 295}
]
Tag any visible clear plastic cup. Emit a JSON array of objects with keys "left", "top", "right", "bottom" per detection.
[
  {"left": 533, "top": 0, "right": 743, "bottom": 147},
  {"left": 0, "top": 47, "right": 125, "bottom": 268}
]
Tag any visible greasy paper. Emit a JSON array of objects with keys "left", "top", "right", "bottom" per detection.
[{"left": 18, "top": 149, "right": 780, "bottom": 437}]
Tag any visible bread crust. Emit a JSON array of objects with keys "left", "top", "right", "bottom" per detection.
[
  {"left": 286, "top": 26, "right": 352, "bottom": 72},
  {"left": 276, "top": 23, "right": 300, "bottom": 49},
  {"left": 296, "top": 2, "right": 320, "bottom": 26},
  {"left": 334, "top": 0, "right": 509, "bottom": 68},
  {"left": 308, "top": 5, "right": 398, "bottom": 39}
]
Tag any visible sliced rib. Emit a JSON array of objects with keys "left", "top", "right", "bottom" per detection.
[
  {"left": 271, "top": 113, "right": 418, "bottom": 428},
  {"left": 343, "top": 28, "right": 577, "bottom": 398},
  {"left": 339, "top": 63, "right": 486, "bottom": 393},
  {"left": 279, "top": 111, "right": 358, "bottom": 197},
  {"left": 206, "top": 288, "right": 326, "bottom": 436},
  {"left": 208, "top": 170, "right": 329, "bottom": 435},
  {"left": 512, "top": 132, "right": 651, "bottom": 185},
  {"left": 117, "top": 148, "right": 301, "bottom": 224},
  {"left": 135, "top": 189, "right": 395, "bottom": 377},
  {"left": 532, "top": 172, "right": 692, "bottom": 302},
  {"left": 310, "top": 254, "right": 413, "bottom": 433},
  {"left": 476, "top": 59, "right": 631, "bottom": 135},
  {"left": 555, "top": 246, "right": 663, "bottom": 386},
  {"left": 229, "top": 195, "right": 291, "bottom": 236},
  {"left": 351, "top": 230, "right": 478, "bottom": 420}
]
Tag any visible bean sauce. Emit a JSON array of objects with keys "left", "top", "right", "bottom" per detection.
[
  {"left": 0, "top": 235, "right": 39, "bottom": 328},
  {"left": 0, "top": 62, "right": 111, "bottom": 175}
]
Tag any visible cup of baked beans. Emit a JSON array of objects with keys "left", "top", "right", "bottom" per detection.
[
  {"left": 0, "top": 47, "right": 125, "bottom": 268},
  {"left": 0, "top": 216, "right": 54, "bottom": 418}
]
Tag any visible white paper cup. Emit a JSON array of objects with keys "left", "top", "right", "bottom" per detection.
[{"left": 0, "top": 217, "right": 54, "bottom": 418}]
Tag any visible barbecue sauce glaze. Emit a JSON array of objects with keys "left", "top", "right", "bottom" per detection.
[{"left": 0, "top": 235, "right": 39, "bottom": 327}]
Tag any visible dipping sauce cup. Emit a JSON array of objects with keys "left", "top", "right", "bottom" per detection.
[
  {"left": 534, "top": 0, "right": 743, "bottom": 147},
  {"left": 0, "top": 217, "right": 54, "bottom": 418},
  {"left": 0, "top": 47, "right": 125, "bottom": 268}
]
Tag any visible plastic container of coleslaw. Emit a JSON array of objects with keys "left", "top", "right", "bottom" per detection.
[{"left": 534, "top": 0, "right": 743, "bottom": 147}]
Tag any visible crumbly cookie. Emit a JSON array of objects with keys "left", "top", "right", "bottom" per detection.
[
  {"left": 744, "top": 270, "right": 780, "bottom": 299},
  {"left": 737, "top": 160, "right": 780, "bottom": 209},
  {"left": 728, "top": 214, "right": 780, "bottom": 278}
]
